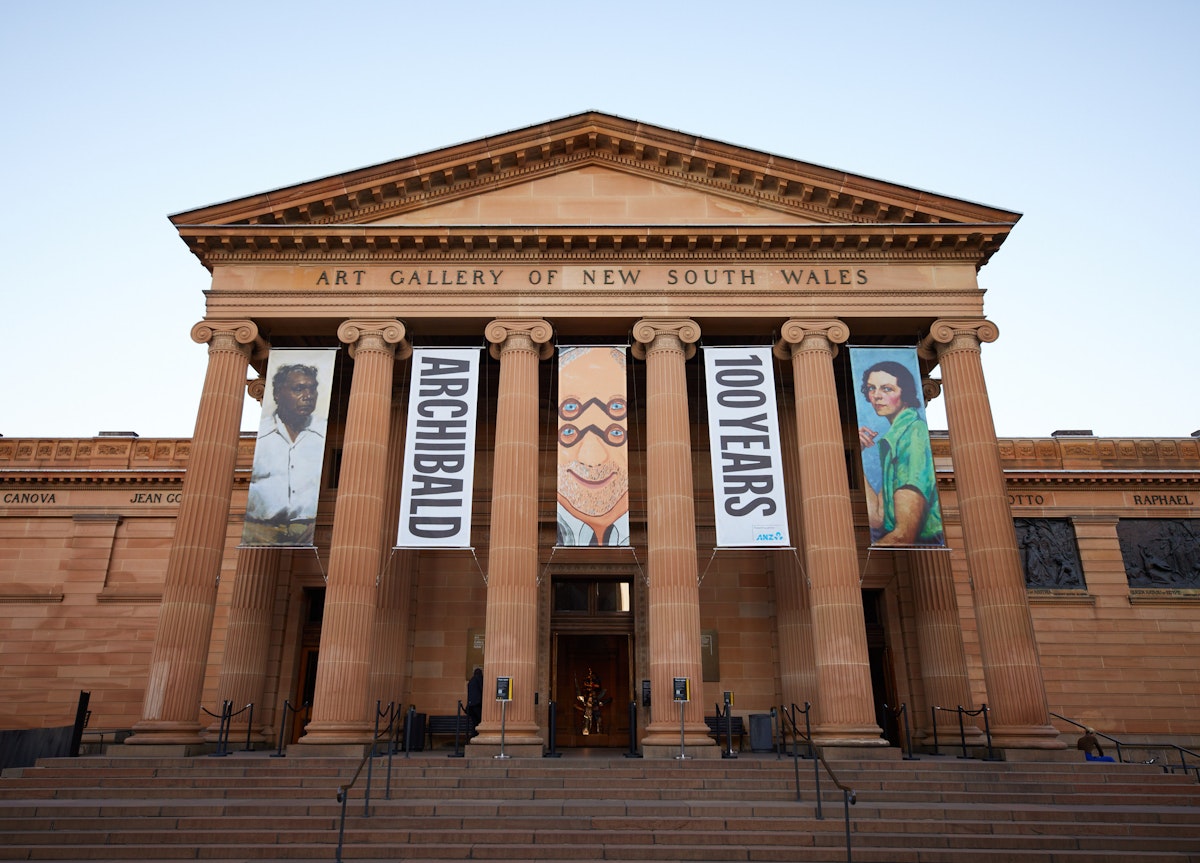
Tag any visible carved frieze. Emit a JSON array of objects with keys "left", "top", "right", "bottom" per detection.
[
  {"left": 1014, "top": 518, "right": 1086, "bottom": 590},
  {"left": 1117, "top": 518, "right": 1200, "bottom": 589}
]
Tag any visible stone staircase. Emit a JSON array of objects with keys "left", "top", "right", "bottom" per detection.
[{"left": 1, "top": 749, "right": 1199, "bottom": 862}]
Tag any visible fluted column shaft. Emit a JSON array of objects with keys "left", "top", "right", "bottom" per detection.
[
  {"left": 908, "top": 550, "right": 981, "bottom": 739},
  {"left": 778, "top": 320, "right": 882, "bottom": 746},
  {"left": 632, "top": 319, "right": 712, "bottom": 748},
  {"left": 775, "top": 391, "right": 816, "bottom": 707},
  {"left": 369, "top": 377, "right": 416, "bottom": 711},
  {"left": 211, "top": 546, "right": 281, "bottom": 739},
  {"left": 129, "top": 320, "right": 258, "bottom": 745},
  {"left": 926, "top": 319, "right": 1060, "bottom": 748},
  {"left": 474, "top": 320, "right": 552, "bottom": 746},
  {"left": 302, "top": 320, "right": 406, "bottom": 744}
]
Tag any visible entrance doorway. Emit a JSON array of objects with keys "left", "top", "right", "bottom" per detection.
[
  {"left": 552, "top": 633, "right": 631, "bottom": 748},
  {"left": 288, "top": 587, "right": 323, "bottom": 744},
  {"left": 549, "top": 575, "right": 635, "bottom": 749},
  {"left": 863, "top": 589, "right": 900, "bottom": 745}
]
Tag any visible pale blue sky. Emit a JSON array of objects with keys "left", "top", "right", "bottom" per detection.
[{"left": 2, "top": 0, "right": 1196, "bottom": 438}]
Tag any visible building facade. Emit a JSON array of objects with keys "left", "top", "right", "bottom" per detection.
[{"left": 2, "top": 114, "right": 1197, "bottom": 756}]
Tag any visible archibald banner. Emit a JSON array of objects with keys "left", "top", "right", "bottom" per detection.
[
  {"left": 703, "top": 347, "right": 790, "bottom": 548},
  {"left": 396, "top": 348, "right": 481, "bottom": 548},
  {"left": 849, "top": 345, "right": 945, "bottom": 549},
  {"left": 243, "top": 348, "right": 338, "bottom": 548},
  {"left": 556, "top": 346, "right": 630, "bottom": 547}
]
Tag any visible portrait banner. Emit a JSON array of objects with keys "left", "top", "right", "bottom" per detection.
[
  {"left": 242, "top": 348, "right": 338, "bottom": 548},
  {"left": 556, "top": 346, "right": 630, "bottom": 547},
  {"left": 850, "top": 345, "right": 945, "bottom": 549},
  {"left": 397, "top": 348, "right": 482, "bottom": 548},
  {"left": 703, "top": 346, "right": 790, "bottom": 547}
]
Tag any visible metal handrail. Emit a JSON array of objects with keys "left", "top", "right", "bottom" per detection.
[
  {"left": 334, "top": 703, "right": 404, "bottom": 863},
  {"left": 1050, "top": 712, "right": 1200, "bottom": 781},
  {"left": 778, "top": 703, "right": 856, "bottom": 863}
]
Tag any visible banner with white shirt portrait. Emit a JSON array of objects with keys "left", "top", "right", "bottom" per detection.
[
  {"left": 849, "top": 345, "right": 945, "bottom": 549},
  {"left": 242, "top": 348, "right": 338, "bottom": 547},
  {"left": 396, "top": 348, "right": 482, "bottom": 548},
  {"left": 556, "top": 346, "right": 630, "bottom": 547},
  {"left": 703, "top": 346, "right": 790, "bottom": 548}
]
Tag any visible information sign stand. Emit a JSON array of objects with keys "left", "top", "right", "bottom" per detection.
[
  {"left": 673, "top": 677, "right": 690, "bottom": 760},
  {"left": 495, "top": 677, "right": 512, "bottom": 760}
]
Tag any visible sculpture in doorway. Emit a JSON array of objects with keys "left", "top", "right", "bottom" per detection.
[{"left": 574, "top": 668, "right": 612, "bottom": 735}]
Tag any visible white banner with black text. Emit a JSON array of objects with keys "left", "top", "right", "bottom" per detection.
[
  {"left": 396, "top": 347, "right": 482, "bottom": 548},
  {"left": 703, "top": 346, "right": 790, "bottom": 548}
]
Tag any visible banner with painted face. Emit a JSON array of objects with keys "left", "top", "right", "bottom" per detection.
[
  {"left": 396, "top": 348, "right": 482, "bottom": 548},
  {"left": 849, "top": 345, "right": 945, "bottom": 549},
  {"left": 703, "top": 347, "right": 790, "bottom": 548},
  {"left": 242, "top": 348, "right": 338, "bottom": 547},
  {"left": 556, "top": 346, "right": 630, "bottom": 547}
]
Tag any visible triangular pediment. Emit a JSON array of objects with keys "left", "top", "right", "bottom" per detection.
[
  {"left": 171, "top": 112, "right": 1020, "bottom": 267},
  {"left": 363, "top": 163, "right": 826, "bottom": 227}
]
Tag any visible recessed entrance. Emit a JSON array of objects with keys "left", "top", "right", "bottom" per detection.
[
  {"left": 552, "top": 633, "right": 631, "bottom": 748},
  {"left": 549, "top": 576, "right": 635, "bottom": 749}
]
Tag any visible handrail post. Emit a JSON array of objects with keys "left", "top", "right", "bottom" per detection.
[
  {"left": 385, "top": 701, "right": 398, "bottom": 801},
  {"left": 624, "top": 701, "right": 642, "bottom": 758},
  {"left": 843, "top": 789, "right": 854, "bottom": 863},
  {"left": 242, "top": 703, "right": 255, "bottom": 752},
  {"left": 544, "top": 700, "right": 561, "bottom": 758},
  {"left": 450, "top": 699, "right": 467, "bottom": 758},
  {"left": 900, "top": 704, "right": 916, "bottom": 760},
  {"left": 273, "top": 700, "right": 292, "bottom": 758},
  {"left": 956, "top": 705, "right": 969, "bottom": 759},
  {"left": 335, "top": 786, "right": 349, "bottom": 863},
  {"left": 404, "top": 706, "right": 416, "bottom": 758},
  {"left": 981, "top": 704, "right": 998, "bottom": 761}
]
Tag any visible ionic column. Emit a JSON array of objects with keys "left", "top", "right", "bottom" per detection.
[
  {"left": 128, "top": 320, "right": 259, "bottom": 745},
  {"left": 774, "top": 390, "right": 817, "bottom": 708},
  {"left": 300, "top": 320, "right": 407, "bottom": 746},
  {"left": 777, "top": 320, "right": 883, "bottom": 746},
  {"left": 209, "top": 546, "right": 280, "bottom": 742},
  {"left": 471, "top": 319, "right": 553, "bottom": 753},
  {"left": 908, "top": 550, "right": 982, "bottom": 742},
  {"left": 923, "top": 319, "right": 1061, "bottom": 748},
  {"left": 369, "top": 376, "right": 417, "bottom": 711},
  {"left": 631, "top": 319, "right": 714, "bottom": 754}
]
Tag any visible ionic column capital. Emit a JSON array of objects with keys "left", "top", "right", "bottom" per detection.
[
  {"left": 485, "top": 318, "right": 554, "bottom": 360},
  {"left": 190, "top": 320, "right": 261, "bottom": 354},
  {"left": 773, "top": 319, "right": 849, "bottom": 360},
  {"left": 337, "top": 319, "right": 409, "bottom": 359},
  {"left": 631, "top": 318, "right": 701, "bottom": 360},
  {"left": 920, "top": 318, "right": 1000, "bottom": 359}
]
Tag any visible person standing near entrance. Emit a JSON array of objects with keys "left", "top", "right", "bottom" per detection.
[{"left": 466, "top": 667, "right": 483, "bottom": 737}]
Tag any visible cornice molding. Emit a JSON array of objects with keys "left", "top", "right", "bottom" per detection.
[{"left": 177, "top": 222, "right": 1009, "bottom": 272}]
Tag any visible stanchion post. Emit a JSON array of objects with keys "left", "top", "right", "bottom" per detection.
[
  {"left": 545, "top": 700, "right": 561, "bottom": 758},
  {"left": 624, "top": 700, "right": 642, "bottom": 758}
]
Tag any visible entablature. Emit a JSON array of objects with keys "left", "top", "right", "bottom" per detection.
[{"left": 178, "top": 223, "right": 1008, "bottom": 271}]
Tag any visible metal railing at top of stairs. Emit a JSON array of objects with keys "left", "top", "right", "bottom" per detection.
[
  {"left": 334, "top": 701, "right": 406, "bottom": 863},
  {"left": 1050, "top": 712, "right": 1200, "bottom": 781},
  {"left": 777, "top": 702, "right": 856, "bottom": 863}
]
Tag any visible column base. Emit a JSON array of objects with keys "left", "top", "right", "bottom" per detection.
[
  {"left": 112, "top": 742, "right": 210, "bottom": 757},
  {"left": 810, "top": 724, "right": 889, "bottom": 747},
  {"left": 125, "top": 720, "right": 205, "bottom": 746},
  {"left": 640, "top": 739, "right": 722, "bottom": 760},
  {"left": 988, "top": 723, "right": 1069, "bottom": 750},
  {"left": 465, "top": 741, "right": 544, "bottom": 759},
  {"left": 287, "top": 742, "right": 372, "bottom": 759},
  {"left": 297, "top": 721, "right": 374, "bottom": 746}
]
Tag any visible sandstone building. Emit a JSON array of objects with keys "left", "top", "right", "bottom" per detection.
[{"left": 2, "top": 113, "right": 1197, "bottom": 757}]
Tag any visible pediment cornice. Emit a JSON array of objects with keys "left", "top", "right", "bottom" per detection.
[
  {"left": 177, "top": 222, "right": 1011, "bottom": 271},
  {"left": 171, "top": 113, "right": 1020, "bottom": 259}
]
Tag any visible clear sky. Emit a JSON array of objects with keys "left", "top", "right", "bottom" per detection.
[{"left": 2, "top": 1, "right": 1196, "bottom": 439}]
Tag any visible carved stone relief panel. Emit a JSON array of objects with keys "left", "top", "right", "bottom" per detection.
[
  {"left": 1117, "top": 519, "right": 1200, "bottom": 588},
  {"left": 1014, "top": 518, "right": 1086, "bottom": 590}
]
